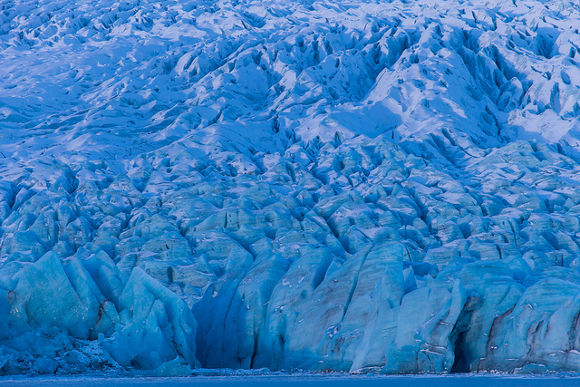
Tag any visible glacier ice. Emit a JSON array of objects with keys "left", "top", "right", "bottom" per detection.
[{"left": 0, "top": 0, "right": 580, "bottom": 377}]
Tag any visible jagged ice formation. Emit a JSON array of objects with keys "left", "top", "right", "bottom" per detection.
[{"left": 0, "top": 0, "right": 580, "bottom": 376}]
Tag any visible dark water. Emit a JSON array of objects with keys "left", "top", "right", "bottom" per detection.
[{"left": 2, "top": 375, "right": 580, "bottom": 387}]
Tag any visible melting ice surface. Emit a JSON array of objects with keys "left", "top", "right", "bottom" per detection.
[{"left": 0, "top": 0, "right": 580, "bottom": 377}]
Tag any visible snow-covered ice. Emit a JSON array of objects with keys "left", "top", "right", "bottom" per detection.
[{"left": 0, "top": 0, "right": 580, "bottom": 377}]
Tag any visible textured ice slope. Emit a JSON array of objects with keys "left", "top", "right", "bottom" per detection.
[{"left": 0, "top": 0, "right": 580, "bottom": 376}]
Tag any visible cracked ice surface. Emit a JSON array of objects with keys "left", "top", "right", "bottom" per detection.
[{"left": 0, "top": 0, "right": 580, "bottom": 376}]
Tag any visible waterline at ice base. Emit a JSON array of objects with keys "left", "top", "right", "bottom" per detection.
[{"left": 0, "top": 0, "right": 579, "bottom": 377}]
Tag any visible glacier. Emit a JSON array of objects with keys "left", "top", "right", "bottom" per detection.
[{"left": 0, "top": 0, "right": 580, "bottom": 376}]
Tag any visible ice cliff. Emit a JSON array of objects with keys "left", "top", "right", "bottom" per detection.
[{"left": 0, "top": 0, "right": 580, "bottom": 376}]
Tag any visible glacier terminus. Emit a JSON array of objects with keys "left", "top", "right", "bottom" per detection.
[{"left": 0, "top": 0, "right": 580, "bottom": 377}]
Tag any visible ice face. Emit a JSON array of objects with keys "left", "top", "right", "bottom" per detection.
[{"left": 1, "top": 0, "right": 580, "bottom": 376}]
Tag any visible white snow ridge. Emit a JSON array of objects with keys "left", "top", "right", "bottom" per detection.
[{"left": 0, "top": 0, "right": 579, "bottom": 377}]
